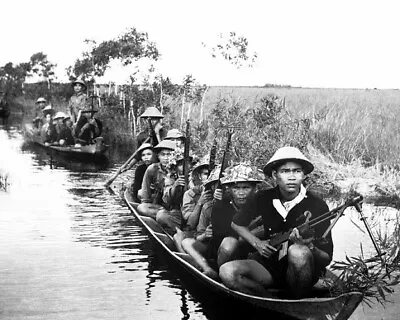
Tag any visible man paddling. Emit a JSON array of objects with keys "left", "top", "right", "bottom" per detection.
[{"left": 219, "top": 147, "right": 333, "bottom": 298}]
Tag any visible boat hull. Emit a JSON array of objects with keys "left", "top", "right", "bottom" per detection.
[
  {"left": 123, "top": 190, "right": 363, "bottom": 320},
  {"left": 24, "top": 124, "right": 107, "bottom": 163}
]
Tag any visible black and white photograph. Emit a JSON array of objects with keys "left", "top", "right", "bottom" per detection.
[{"left": 1, "top": 1, "right": 399, "bottom": 319}]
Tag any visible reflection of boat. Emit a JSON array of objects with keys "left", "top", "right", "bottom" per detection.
[
  {"left": 123, "top": 189, "right": 363, "bottom": 320},
  {"left": 24, "top": 123, "right": 107, "bottom": 163}
]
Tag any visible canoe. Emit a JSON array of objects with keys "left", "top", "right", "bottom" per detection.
[
  {"left": 24, "top": 124, "right": 108, "bottom": 163},
  {"left": 123, "top": 189, "right": 363, "bottom": 320}
]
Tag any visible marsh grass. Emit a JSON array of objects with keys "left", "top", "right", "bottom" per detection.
[
  {"left": 18, "top": 84, "right": 400, "bottom": 185},
  {"left": 199, "top": 87, "right": 400, "bottom": 168}
]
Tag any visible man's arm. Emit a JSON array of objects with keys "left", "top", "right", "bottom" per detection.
[
  {"left": 232, "top": 222, "right": 277, "bottom": 258},
  {"left": 140, "top": 166, "right": 154, "bottom": 203}
]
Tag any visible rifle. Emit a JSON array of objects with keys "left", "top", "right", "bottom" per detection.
[
  {"left": 268, "top": 196, "right": 363, "bottom": 248},
  {"left": 147, "top": 117, "right": 159, "bottom": 146},
  {"left": 174, "top": 120, "right": 190, "bottom": 207},
  {"left": 208, "top": 137, "right": 217, "bottom": 174},
  {"left": 217, "top": 129, "right": 233, "bottom": 188},
  {"left": 182, "top": 119, "right": 191, "bottom": 191}
]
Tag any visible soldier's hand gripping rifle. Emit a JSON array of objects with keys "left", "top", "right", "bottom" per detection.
[
  {"left": 175, "top": 120, "right": 191, "bottom": 205},
  {"left": 267, "top": 196, "right": 364, "bottom": 249}
]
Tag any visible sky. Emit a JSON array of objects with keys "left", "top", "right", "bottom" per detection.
[{"left": 1, "top": 0, "right": 399, "bottom": 89}]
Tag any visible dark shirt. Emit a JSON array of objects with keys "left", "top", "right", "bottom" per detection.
[
  {"left": 132, "top": 163, "right": 149, "bottom": 203},
  {"left": 140, "top": 163, "right": 167, "bottom": 205},
  {"left": 233, "top": 186, "right": 333, "bottom": 260},
  {"left": 77, "top": 118, "right": 103, "bottom": 144},
  {"left": 58, "top": 126, "right": 75, "bottom": 145},
  {"left": 210, "top": 199, "right": 240, "bottom": 249},
  {"left": 43, "top": 123, "right": 58, "bottom": 143}
]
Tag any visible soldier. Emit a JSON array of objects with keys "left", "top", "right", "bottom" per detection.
[
  {"left": 181, "top": 164, "right": 263, "bottom": 280},
  {"left": 68, "top": 77, "right": 88, "bottom": 124},
  {"left": 136, "top": 107, "right": 167, "bottom": 147},
  {"left": 220, "top": 147, "right": 333, "bottom": 298}
]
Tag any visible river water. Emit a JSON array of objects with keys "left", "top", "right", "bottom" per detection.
[{"left": 0, "top": 116, "right": 399, "bottom": 320}]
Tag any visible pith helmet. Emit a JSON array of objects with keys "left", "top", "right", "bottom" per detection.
[
  {"left": 140, "top": 107, "right": 164, "bottom": 119},
  {"left": 263, "top": 146, "right": 314, "bottom": 177},
  {"left": 191, "top": 154, "right": 209, "bottom": 174},
  {"left": 42, "top": 105, "right": 54, "bottom": 115},
  {"left": 136, "top": 143, "right": 153, "bottom": 156},
  {"left": 164, "top": 129, "right": 185, "bottom": 141},
  {"left": 36, "top": 97, "right": 47, "bottom": 104},
  {"left": 204, "top": 164, "right": 221, "bottom": 188},
  {"left": 72, "top": 77, "right": 87, "bottom": 90},
  {"left": 53, "top": 111, "right": 67, "bottom": 120},
  {"left": 220, "top": 163, "right": 264, "bottom": 186},
  {"left": 62, "top": 115, "right": 71, "bottom": 122},
  {"left": 153, "top": 139, "right": 176, "bottom": 152}
]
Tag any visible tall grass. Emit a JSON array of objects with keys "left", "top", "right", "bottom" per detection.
[
  {"left": 17, "top": 83, "right": 400, "bottom": 169},
  {"left": 195, "top": 87, "right": 400, "bottom": 169}
]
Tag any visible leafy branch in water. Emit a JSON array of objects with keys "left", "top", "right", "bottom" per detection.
[{"left": 330, "top": 211, "right": 400, "bottom": 307}]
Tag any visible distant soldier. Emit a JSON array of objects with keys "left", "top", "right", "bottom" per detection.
[
  {"left": 33, "top": 97, "right": 47, "bottom": 118},
  {"left": 40, "top": 105, "right": 57, "bottom": 145},
  {"left": 68, "top": 78, "right": 89, "bottom": 124},
  {"left": 136, "top": 107, "right": 167, "bottom": 147},
  {"left": 163, "top": 128, "right": 186, "bottom": 149},
  {"left": 58, "top": 115, "right": 75, "bottom": 146}
]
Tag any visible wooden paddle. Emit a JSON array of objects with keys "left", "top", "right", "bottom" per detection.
[{"left": 103, "top": 136, "right": 150, "bottom": 188}]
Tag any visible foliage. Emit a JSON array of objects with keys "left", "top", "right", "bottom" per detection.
[
  {"left": 66, "top": 27, "right": 160, "bottom": 80},
  {"left": 190, "top": 94, "right": 313, "bottom": 169},
  {"left": 331, "top": 249, "right": 400, "bottom": 306},
  {"left": 29, "top": 52, "right": 57, "bottom": 83},
  {"left": 330, "top": 208, "right": 400, "bottom": 306},
  {"left": 0, "top": 52, "right": 56, "bottom": 97},
  {"left": 0, "top": 62, "right": 31, "bottom": 96},
  {"left": 203, "top": 31, "right": 258, "bottom": 68}
]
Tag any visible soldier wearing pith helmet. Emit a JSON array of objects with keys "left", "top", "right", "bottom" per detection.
[
  {"left": 136, "top": 106, "right": 167, "bottom": 147},
  {"left": 69, "top": 77, "right": 88, "bottom": 123},
  {"left": 220, "top": 146, "right": 334, "bottom": 299},
  {"left": 181, "top": 163, "right": 263, "bottom": 280}
]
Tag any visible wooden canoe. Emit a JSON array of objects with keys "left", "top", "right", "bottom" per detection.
[
  {"left": 123, "top": 189, "right": 363, "bottom": 320},
  {"left": 24, "top": 124, "right": 107, "bottom": 163}
]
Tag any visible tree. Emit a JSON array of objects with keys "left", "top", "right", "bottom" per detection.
[
  {"left": 0, "top": 62, "right": 31, "bottom": 95},
  {"left": 29, "top": 52, "right": 57, "bottom": 87},
  {"left": 202, "top": 31, "right": 258, "bottom": 68},
  {"left": 66, "top": 27, "right": 160, "bottom": 81}
]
